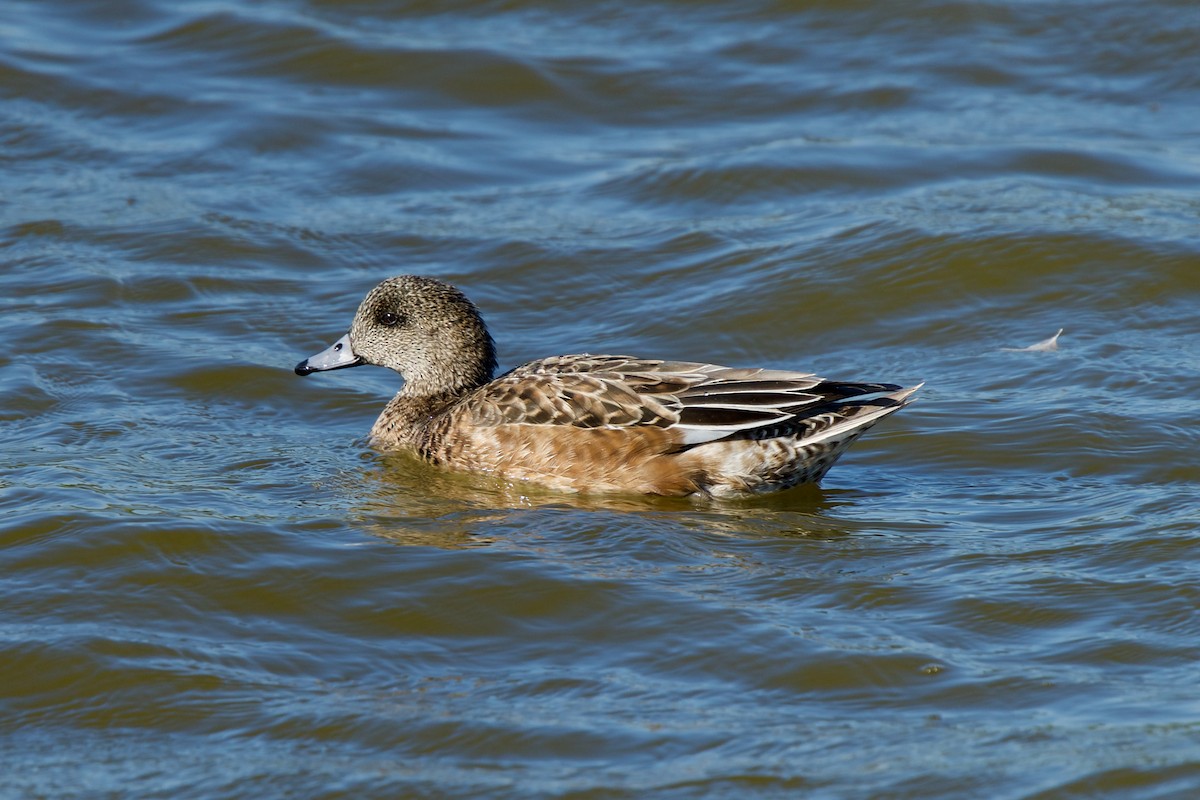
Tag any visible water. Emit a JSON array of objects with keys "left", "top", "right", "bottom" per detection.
[{"left": 3, "top": 1, "right": 1200, "bottom": 797}]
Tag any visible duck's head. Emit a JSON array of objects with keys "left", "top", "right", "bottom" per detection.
[{"left": 295, "top": 275, "right": 498, "bottom": 395}]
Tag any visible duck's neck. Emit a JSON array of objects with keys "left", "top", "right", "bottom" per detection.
[
  {"left": 370, "top": 327, "right": 498, "bottom": 454},
  {"left": 370, "top": 389, "right": 464, "bottom": 454}
]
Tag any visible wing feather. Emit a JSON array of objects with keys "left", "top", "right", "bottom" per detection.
[{"left": 466, "top": 354, "right": 917, "bottom": 449}]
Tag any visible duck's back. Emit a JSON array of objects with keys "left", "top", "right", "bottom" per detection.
[{"left": 408, "top": 355, "right": 918, "bottom": 497}]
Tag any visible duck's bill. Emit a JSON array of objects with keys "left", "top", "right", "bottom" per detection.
[{"left": 295, "top": 333, "right": 363, "bottom": 376}]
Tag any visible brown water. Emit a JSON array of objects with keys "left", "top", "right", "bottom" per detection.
[{"left": 3, "top": 1, "right": 1200, "bottom": 797}]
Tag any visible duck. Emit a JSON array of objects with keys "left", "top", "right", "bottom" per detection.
[{"left": 295, "top": 275, "right": 919, "bottom": 497}]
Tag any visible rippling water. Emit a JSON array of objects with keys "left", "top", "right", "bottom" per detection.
[{"left": 4, "top": 1, "right": 1200, "bottom": 797}]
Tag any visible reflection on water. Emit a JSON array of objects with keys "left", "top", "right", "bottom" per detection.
[{"left": 344, "top": 449, "right": 858, "bottom": 548}]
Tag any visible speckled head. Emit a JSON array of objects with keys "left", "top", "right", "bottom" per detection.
[{"left": 295, "top": 275, "right": 498, "bottom": 396}]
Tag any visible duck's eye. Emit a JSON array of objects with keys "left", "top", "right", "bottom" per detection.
[{"left": 378, "top": 311, "right": 403, "bottom": 327}]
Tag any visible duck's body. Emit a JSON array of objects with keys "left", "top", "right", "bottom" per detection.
[{"left": 296, "top": 276, "right": 919, "bottom": 498}]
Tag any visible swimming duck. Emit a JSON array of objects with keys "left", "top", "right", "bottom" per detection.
[{"left": 295, "top": 275, "right": 919, "bottom": 497}]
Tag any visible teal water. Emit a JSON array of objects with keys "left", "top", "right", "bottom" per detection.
[{"left": 3, "top": 1, "right": 1200, "bottom": 798}]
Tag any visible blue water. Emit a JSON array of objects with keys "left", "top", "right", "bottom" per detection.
[{"left": 3, "top": 1, "right": 1200, "bottom": 798}]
